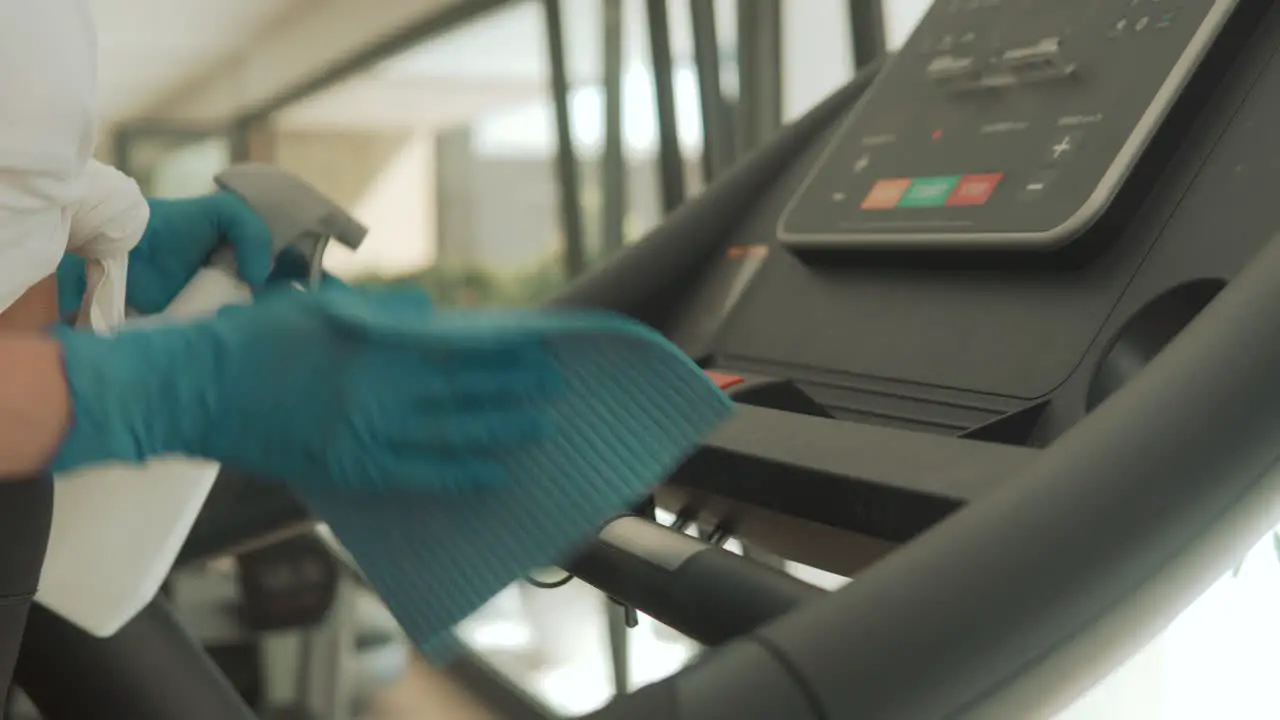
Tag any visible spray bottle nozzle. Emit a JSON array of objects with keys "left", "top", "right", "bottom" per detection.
[{"left": 213, "top": 164, "right": 368, "bottom": 288}]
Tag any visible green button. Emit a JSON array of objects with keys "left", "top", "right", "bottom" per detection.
[{"left": 899, "top": 176, "right": 961, "bottom": 207}]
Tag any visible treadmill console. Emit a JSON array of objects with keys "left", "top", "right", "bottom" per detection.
[{"left": 778, "top": 0, "right": 1239, "bottom": 251}]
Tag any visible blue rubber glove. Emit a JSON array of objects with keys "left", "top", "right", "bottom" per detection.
[
  {"left": 51, "top": 285, "right": 563, "bottom": 491},
  {"left": 57, "top": 192, "right": 274, "bottom": 317}
]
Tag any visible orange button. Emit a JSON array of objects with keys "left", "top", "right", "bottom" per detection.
[
  {"left": 946, "top": 173, "right": 1004, "bottom": 207},
  {"left": 861, "top": 179, "right": 913, "bottom": 210},
  {"left": 704, "top": 371, "right": 744, "bottom": 390}
]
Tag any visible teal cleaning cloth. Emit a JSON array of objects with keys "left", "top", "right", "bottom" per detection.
[{"left": 292, "top": 310, "right": 735, "bottom": 658}]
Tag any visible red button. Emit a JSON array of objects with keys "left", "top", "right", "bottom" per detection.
[
  {"left": 946, "top": 173, "right": 1004, "bottom": 207},
  {"left": 704, "top": 371, "right": 744, "bottom": 390}
]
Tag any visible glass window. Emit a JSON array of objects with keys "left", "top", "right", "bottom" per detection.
[
  {"left": 885, "top": 0, "right": 935, "bottom": 52},
  {"left": 660, "top": 0, "right": 731, "bottom": 197},
  {"left": 117, "top": 131, "right": 230, "bottom": 197},
  {"left": 782, "top": 0, "right": 854, "bottom": 122},
  {"left": 271, "top": 1, "right": 565, "bottom": 308},
  {"left": 562, "top": 0, "right": 668, "bottom": 261},
  {"left": 562, "top": 0, "right": 723, "bottom": 259}
]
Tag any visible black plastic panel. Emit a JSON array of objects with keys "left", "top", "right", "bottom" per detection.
[
  {"left": 778, "top": 0, "right": 1238, "bottom": 250},
  {"left": 668, "top": 406, "right": 1036, "bottom": 541},
  {"left": 691, "top": 0, "right": 1271, "bottom": 411}
]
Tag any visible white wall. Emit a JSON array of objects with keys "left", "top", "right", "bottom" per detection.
[
  {"left": 884, "top": 0, "right": 936, "bottom": 50},
  {"left": 147, "top": 138, "right": 230, "bottom": 197},
  {"left": 334, "top": 132, "right": 437, "bottom": 278}
]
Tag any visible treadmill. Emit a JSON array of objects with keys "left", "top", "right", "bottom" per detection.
[{"left": 11, "top": 0, "right": 1280, "bottom": 716}]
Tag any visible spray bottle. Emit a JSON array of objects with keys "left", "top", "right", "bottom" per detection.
[{"left": 37, "top": 164, "right": 368, "bottom": 637}]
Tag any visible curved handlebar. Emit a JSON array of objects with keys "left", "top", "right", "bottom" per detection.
[{"left": 586, "top": 229, "right": 1280, "bottom": 717}]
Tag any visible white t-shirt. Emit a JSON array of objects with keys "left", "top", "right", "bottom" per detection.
[{"left": 0, "top": 0, "right": 148, "bottom": 314}]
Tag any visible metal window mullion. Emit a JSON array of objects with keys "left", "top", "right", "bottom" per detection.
[
  {"left": 850, "top": 0, "right": 886, "bottom": 69},
  {"left": 736, "top": 0, "right": 782, "bottom": 153},
  {"left": 690, "top": 0, "right": 735, "bottom": 180},
  {"left": 544, "top": 0, "right": 588, "bottom": 278},
  {"left": 645, "top": 0, "right": 687, "bottom": 212},
  {"left": 602, "top": 0, "right": 627, "bottom": 253}
]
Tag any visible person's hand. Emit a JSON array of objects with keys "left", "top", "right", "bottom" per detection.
[
  {"left": 51, "top": 285, "right": 562, "bottom": 492},
  {"left": 57, "top": 191, "right": 274, "bottom": 318}
]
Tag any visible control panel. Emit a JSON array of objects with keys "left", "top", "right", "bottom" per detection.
[{"left": 778, "top": 0, "right": 1239, "bottom": 251}]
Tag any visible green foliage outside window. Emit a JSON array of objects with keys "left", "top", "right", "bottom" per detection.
[{"left": 349, "top": 253, "right": 570, "bottom": 308}]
